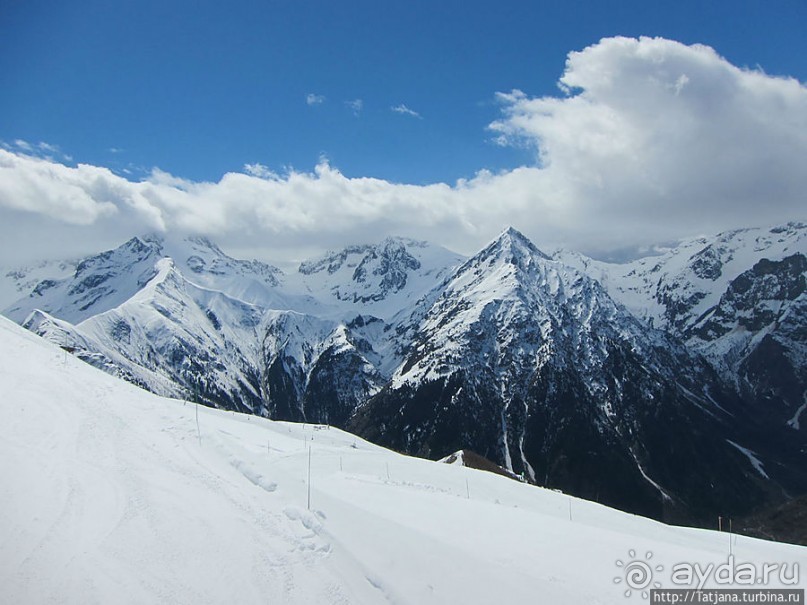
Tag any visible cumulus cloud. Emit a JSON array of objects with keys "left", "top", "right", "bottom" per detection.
[
  {"left": 1, "top": 36, "right": 805, "bottom": 266},
  {"left": 0, "top": 147, "right": 535, "bottom": 265},
  {"left": 489, "top": 36, "right": 807, "bottom": 247},
  {"left": 0, "top": 151, "right": 119, "bottom": 225},
  {"left": 391, "top": 104, "right": 422, "bottom": 119},
  {"left": 305, "top": 93, "right": 325, "bottom": 106}
]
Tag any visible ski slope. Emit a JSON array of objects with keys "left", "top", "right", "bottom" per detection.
[{"left": 0, "top": 317, "right": 803, "bottom": 604}]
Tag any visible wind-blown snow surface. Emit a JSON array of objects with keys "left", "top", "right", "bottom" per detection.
[{"left": 1, "top": 318, "right": 804, "bottom": 604}]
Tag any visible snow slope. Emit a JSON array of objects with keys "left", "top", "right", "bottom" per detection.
[
  {"left": 552, "top": 222, "right": 807, "bottom": 432},
  {"left": 1, "top": 235, "right": 462, "bottom": 415},
  {"left": 552, "top": 222, "right": 806, "bottom": 333},
  {"left": 1, "top": 317, "right": 804, "bottom": 604},
  {"left": 291, "top": 236, "right": 464, "bottom": 322},
  {"left": 0, "top": 257, "right": 78, "bottom": 310}
]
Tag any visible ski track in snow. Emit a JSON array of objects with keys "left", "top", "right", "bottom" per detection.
[{"left": 1, "top": 317, "right": 805, "bottom": 604}]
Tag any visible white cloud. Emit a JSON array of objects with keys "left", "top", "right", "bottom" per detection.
[
  {"left": 488, "top": 36, "right": 807, "bottom": 249},
  {"left": 1, "top": 37, "right": 805, "bottom": 266},
  {"left": 0, "top": 151, "right": 119, "bottom": 225},
  {"left": 13, "top": 140, "right": 33, "bottom": 152},
  {"left": 37, "top": 142, "right": 60, "bottom": 153},
  {"left": 391, "top": 104, "right": 422, "bottom": 119},
  {"left": 306, "top": 93, "right": 325, "bottom": 106},
  {"left": 4, "top": 139, "right": 72, "bottom": 163},
  {"left": 345, "top": 99, "right": 363, "bottom": 115},
  {"left": 0, "top": 148, "right": 526, "bottom": 264},
  {"left": 243, "top": 163, "right": 278, "bottom": 179}
]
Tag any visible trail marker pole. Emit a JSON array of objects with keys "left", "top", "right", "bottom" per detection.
[
  {"left": 195, "top": 403, "right": 201, "bottom": 446},
  {"left": 194, "top": 383, "right": 201, "bottom": 446},
  {"left": 729, "top": 518, "right": 733, "bottom": 556},
  {"left": 307, "top": 445, "right": 312, "bottom": 511}
]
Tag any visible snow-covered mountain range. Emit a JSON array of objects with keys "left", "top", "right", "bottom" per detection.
[
  {"left": 3, "top": 316, "right": 804, "bottom": 603},
  {"left": 3, "top": 222, "right": 806, "bottom": 527},
  {"left": 553, "top": 222, "right": 806, "bottom": 436}
]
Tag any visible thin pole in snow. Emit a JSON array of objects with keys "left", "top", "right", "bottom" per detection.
[
  {"left": 729, "top": 518, "right": 733, "bottom": 556},
  {"left": 195, "top": 403, "right": 201, "bottom": 446},
  {"left": 194, "top": 383, "right": 201, "bottom": 446},
  {"left": 340, "top": 456, "right": 343, "bottom": 472},
  {"left": 307, "top": 445, "right": 312, "bottom": 511},
  {"left": 386, "top": 462, "right": 390, "bottom": 480},
  {"left": 568, "top": 498, "right": 573, "bottom": 522},
  {"left": 466, "top": 478, "right": 470, "bottom": 499}
]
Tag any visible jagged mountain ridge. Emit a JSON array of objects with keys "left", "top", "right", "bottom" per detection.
[
  {"left": 20, "top": 257, "right": 268, "bottom": 413},
  {"left": 553, "top": 222, "right": 807, "bottom": 435},
  {"left": 350, "top": 228, "right": 805, "bottom": 522},
  {"left": 4, "top": 235, "right": 284, "bottom": 325},
  {"left": 3, "top": 223, "right": 806, "bottom": 526},
  {"left": 5, "top": 234, "right": 460, "bottom": 414}
]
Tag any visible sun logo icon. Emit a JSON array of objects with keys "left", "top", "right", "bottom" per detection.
[{"left": 614, "top": 549, "right": 664, "bottom": 599}]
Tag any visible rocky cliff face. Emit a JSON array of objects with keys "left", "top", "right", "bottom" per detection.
[
  {"left": 554, "top": 222, "right": 807, "bottom": 436},
  {"left": 350, "top": 228, "right": 804, "bottom": 522}
]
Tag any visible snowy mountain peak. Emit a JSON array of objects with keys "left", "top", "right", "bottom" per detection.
[
  {"left": 449, "top": 227, "right": 555, "bottom": 292},
  {"left": 486, "top": 226, "right": 551, "bottom": 262},
  {"left": 443, "top": 228, "right": 575, "bottom": 310},
  {"left": 292, "top": 236, "right": 464, "bottom": 316},
  {"left": 350, "top": 238, "right": 421, "bottom": 293},
  {"left": 184, "top": 234, "right": 222, "bottom": 252},
  {"left": 5, "top": 237, "right": 165, "bottom": 325},
  {"left": 356, "top": 226, "right": 807, "bottom": 522},
  {"left": 298, "top": 237, "right": 426, "bottom": 278},
  {"left": 73, "top": 235, "right": 161, "bottom": 276},
  {"left": 298, "top": 244, "right": 373, "bottom": 276},
  {"left": 3, "top": 233, "right": 287, "bottom": 326}
]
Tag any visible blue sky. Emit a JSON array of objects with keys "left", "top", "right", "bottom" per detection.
[
  {"left": 2, "top": 0, "right": 805, "bottom": 184},
  {"left": 0, "top": 1, "right": 806, "bottom": 265}
]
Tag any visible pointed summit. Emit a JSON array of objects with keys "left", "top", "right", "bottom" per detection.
[
  {"left": 499, "top": 225, "right": 529, "bottom": 242},
  {"left": 481, "top": 227, "right": 550, "bottom": 264},
  {"left": 184, "top": 235, "right": 224, "bottom": 255},
  {"left": 448, "top": 227, "right": 554, "bottom": 293},
  {"left": 5, "top": 236, "right": 165, "bottom": 324}
]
